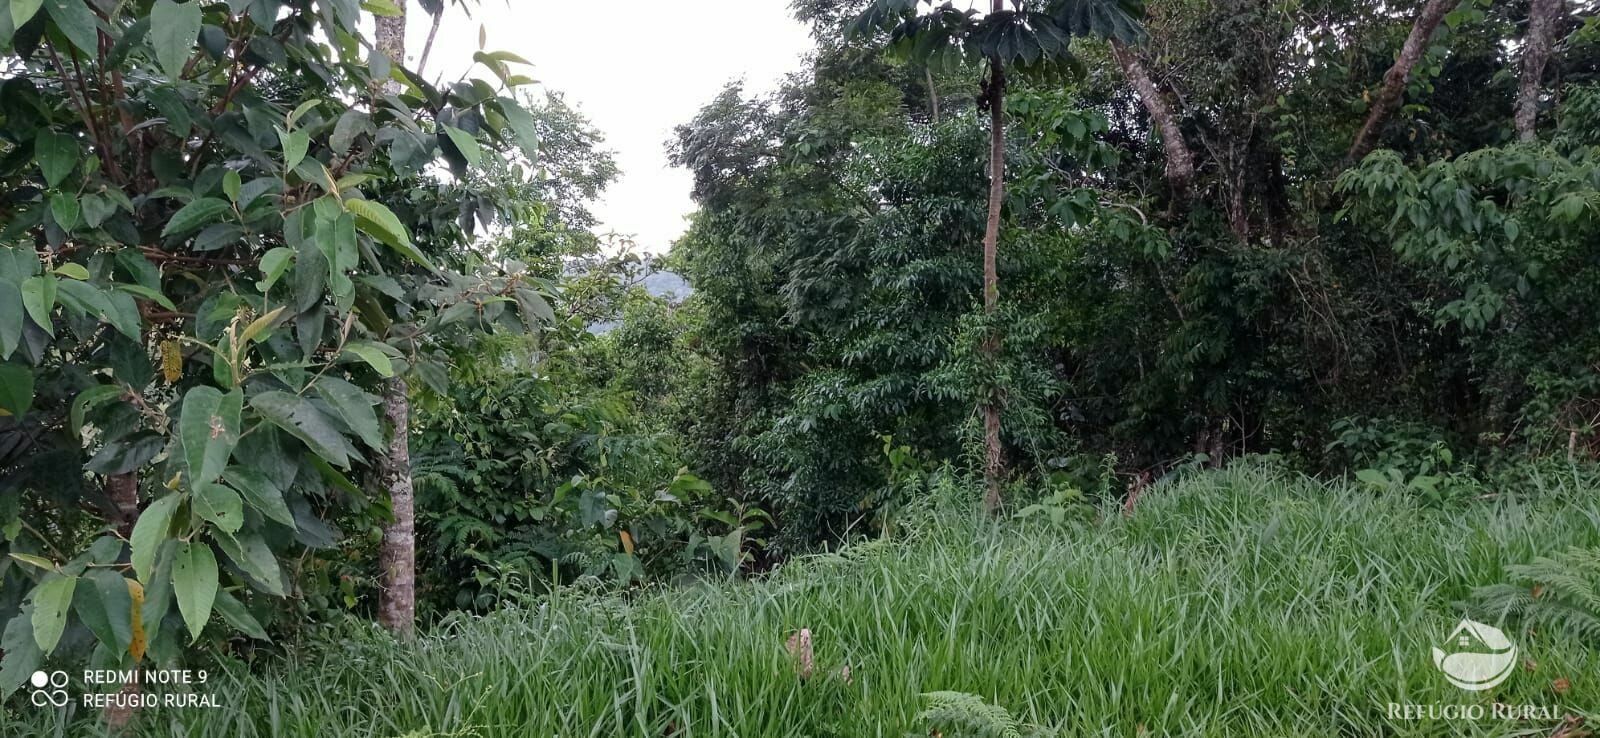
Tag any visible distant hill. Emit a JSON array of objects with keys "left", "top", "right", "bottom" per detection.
[{"left": 589, "top": 268, "right": 692, "bottom": 334}]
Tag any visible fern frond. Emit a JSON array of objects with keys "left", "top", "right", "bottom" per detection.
[
  {"left": 1470, "top": 546, "right": 1600, "bottom": 645},
  {"left": 918, "top": 691, "right": 1027, "bottom": 738}
]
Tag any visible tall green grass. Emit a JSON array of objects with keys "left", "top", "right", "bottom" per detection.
[{"left": 7, "top": 464, "right": 1599, "bottom": 737}]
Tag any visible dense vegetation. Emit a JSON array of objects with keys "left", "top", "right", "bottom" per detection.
[
  {"left": 8, "top": 464, "right": 1600, "bottom": 736},
  {"left": 3, "top": 0, "right": 1600, "bottom": 734}
]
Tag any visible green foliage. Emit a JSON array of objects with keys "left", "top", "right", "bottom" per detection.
[
  {"left": 651, "top": 0, "right": 1600, "bottom": 552},
  {"left": 1471, "top": 546, "right": 1600, "bottom": 645},
  {"left": 919, "top": 691, "right": 1028, "bottom": 738},
  {"left": 0, "top": 0, "right": 550, "bottom": 688},
  {"left": 9, "top": 464, "right": 1600, "bottom": 736}
]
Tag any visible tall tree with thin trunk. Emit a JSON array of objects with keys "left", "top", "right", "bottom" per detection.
[
  {"left": 979, "top": 2, "right": 1006, "bottom": 513},
  {"left": 372, "top": 4, "right": 417, "bottom": 639},
  {"left": 1347, "top": 0, "right": 1456, "bottom": 164},
  {"left": 850, "top": 0, "right": 1144, "bottom": 513},
  {"left": 1516, "top": 0, "right": 1565, "bottom": 141}
]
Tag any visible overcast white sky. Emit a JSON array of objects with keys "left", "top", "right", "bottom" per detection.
[{"left": 406, "top": 2, "right": 815, "bottom": 252}]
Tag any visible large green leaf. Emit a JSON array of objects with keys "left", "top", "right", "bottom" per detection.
[
  {"left": 70, "top": 383, "right": 125, "bottom": 439},
  {"left": 223, "top": 467, "right": 296, "bottom": 527},
  {"left": 171, "top": 542, "right": 218, "bottom": 643},
  {"left": 341, "top": 340, "right": 394, "bottom": 378},
  {"left": 33, "top": 130, "right": 77, "bottom": 188},
  {"left": 130, "top": 493, "right": 182, "bottom": 584},
  {"left": 316, "top": 376, "right": 383, "bottom": 450},
  {"left": 20, "top": 274, "right": 55, "bottom": 336},
  {"left": 214, "top": 529, "right": 283, "bottom": 595},
  {"left": 10, "top": 0, "right": 43, "bottom": 28},
  {"left": 0, "top": 282, "right": 21, "bottom": 359},
  {"left": 30, "top": 573, "right": 76, "bottom": 653},
  {"left": 345, "top": 199, "right": 435, "bottom": 270},
  {"left": 48, "top": 193, "right": 79, "bottom": 231},
  {"left": 44, "top": 0, "right": 98, "bottom": 54},
  {"left": 211, "top": 590, "right": 269, "bottom": 640},
  {"left": 442, "top": 125, "right": 482, "bottom": 168},
  {"left": 162, "top": 197, "right": 231, "bottom": 237},
  {"left": 257, "top": 246, "right": 294, "bottom": 293},
  {"left": 496, "top": 96, "right": 540, "bottom": 160},
  {"left": 193, "top": 481, "right": 244, "bottom": 534},
  {"left": 149, "top": 0, "right": 201, "bottom": 79},
  {"left": 0, "top": 605, "right": 42, "bottom": 698},
  {"left": 76, "top": 569, "right": 135, "bottom": 654},
  {"left": 139, "top": 541, "right": 176, "bottom": 650},
  {"left": 179, "top": 386, "right": 243, "bottom": 484},
  {"left": 250, "top": 390, "right": 358, "bottom": 468},
  {"left": 277, "top": 127, "right": 309, "bottom": 171},
  {"left": 0, "top": 363, "right": 33, "bottom": 417}
]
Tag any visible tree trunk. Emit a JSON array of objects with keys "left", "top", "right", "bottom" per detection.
[
  {"left": 1515, "top": 0, "right": 1563, "bottom": 141},
  {"left": 926, "top": 68, "right": 941, "bottom": 123},
  {"left": 106, "top": 472, "right": 138, "bottom": 537},
  {"left": 1347, "top": 0, "right": 1455, "bottom": 165},
  {"left": 1110, "top": 38, "right": 1193, "bottom": 204},
  {"left": 373, "top": 5, "right": 416, "bottom": 638},
  {"left": 374, "top": 4, "right": 407, "bottom": 91},
  {"left": 376, "top": 377, "right": 416, "bottom": 637},
  {"left": 981, "top": 35, "right": 1006, "bottom": 514},
  {"left": 104, "top": 471, "right": 140, "bottom": 732}
]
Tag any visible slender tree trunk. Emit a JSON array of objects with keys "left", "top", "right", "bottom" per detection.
[
  {"left": 926, "top": 68, "right": 941, "bottom": 123},
  {"left": 1515, "top": 0, "right": 1563, "bottom": 141},
  {"left": 1347, "top": 0, "right": 1455, "bottom": 165},
  {"left": 981, "top": 39, "right": 1006, "bottom": 514},
  {"left": 373, "top": 5, "right": 416, "bottom": 638},
  {"left": 106, "top": 472, "right": 138, "bottom": 537},
  {"left": 1110, "top": 38, "right": 1193, "bottom": 204},
  {"left": 104, "top": 471, "right": 140, "bottom": 732},
  {"left": 376, "top": 377, "right": 416, "bottom": 637},
  {"left": 374, "top": 4, "right": 407, "bottom": 89}
]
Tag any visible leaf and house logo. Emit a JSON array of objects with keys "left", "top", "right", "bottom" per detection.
[{"left": 1431, "top": 619, "right": 1516, "bottom": 691}]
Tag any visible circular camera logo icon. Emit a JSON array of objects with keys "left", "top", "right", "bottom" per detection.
[
  {"left": 1431, "top": 619, "right": 1517, "bottom": 691},
  {"left": 28, "top": 670, "right": 70, "bottom": 707}
]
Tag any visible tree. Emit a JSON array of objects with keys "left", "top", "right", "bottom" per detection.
[
  {"left": 373, "top": 0, "right": 416, "bottom": 639},
  {"left": 1347, "top": 0, "right": 1457, "bottom": 164},
  {"left": 0, "top": 0, "right": 547, "bottom": 698},
  {"left": 1516, "top": 0, "right": 1566, "bottom": 141},
  {"left": 1108, "top": 38, "right": 1192, "bottom": 204},
  {"left": 849, "top": 0, "right": 1142, "bottom": 512}
]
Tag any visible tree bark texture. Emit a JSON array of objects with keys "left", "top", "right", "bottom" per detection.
[
  {"left": 1347, "top": 0, "right": 1456, "bottom": 164},
  {"left": 373, "top": 5, "right": 415, "bottom": 638},
  {"left": 376, "top": 377, "right": 416, "bottom": 637},
  {"left": 1515, "top": 0, "right": 1563, "bottom": 141},
  {"left": 374, "top": 5, "right": 407, "bottom": 96},
  {"left": 1110, "top": 38, "right": 1194, "bottom": 203},
  {"left": 981, "top": 37, "right": 1006, "bottom": 515}
]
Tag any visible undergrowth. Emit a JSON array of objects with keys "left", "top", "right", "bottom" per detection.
[{"left": 6, "top": 463, "right": 1599, "bottom": 737}]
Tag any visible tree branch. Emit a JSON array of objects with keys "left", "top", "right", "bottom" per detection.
[
  {"left": 1347, "top": 0, "right": 1455, "bottom": 165},
  {"left": 1110, "top": 38, "right": 1194, "bottom": 206}
]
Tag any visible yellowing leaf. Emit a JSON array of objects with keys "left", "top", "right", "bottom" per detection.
[{"left": 127, "top": 579, "right": 146, "bottom": 662}]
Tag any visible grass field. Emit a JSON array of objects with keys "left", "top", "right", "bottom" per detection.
[{"left": 7, "top": 463, "right": 1599, "bottom": 737}]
